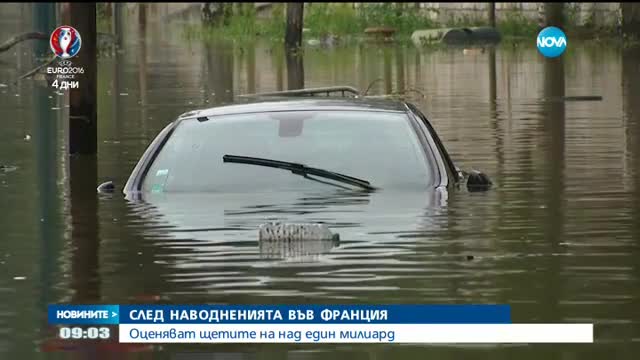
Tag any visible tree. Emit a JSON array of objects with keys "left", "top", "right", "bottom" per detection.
[
  {"left": 69, "top": 2, "right": 97, "bottom": 155},
  {"left": 285, "top": 3, "right": 303, "bottom": 50},
  {"left": 622, "top": 3, "right": 640, "bottom": 39},
  {"left": 543, "top": 3, "right": 564, "bottom": 29},
  {"left": 488, "top": 3, "right": 496, "bottom": 28},
  {"left": 285, "top": 3, "right": 304, "bottom": 89}
]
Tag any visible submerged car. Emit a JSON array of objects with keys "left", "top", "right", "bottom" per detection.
[
  {"left": 117, "top": 86, "right": 490, "bottom": 199},
  {"left": 107, "top": 87, "right": 491, "bottom": 259}
]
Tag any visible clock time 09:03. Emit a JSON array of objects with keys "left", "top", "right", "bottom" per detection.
[{"left": 59, "top": 327, "right": 111, "bottom": 340}]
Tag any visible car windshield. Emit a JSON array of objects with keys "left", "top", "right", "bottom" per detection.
[{"left": 142, "top": 110, "right": 435, "bottom": 193}]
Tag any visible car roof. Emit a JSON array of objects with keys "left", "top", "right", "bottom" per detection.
[{"left": 177, "top": 97, "right": 410, "bottom": 120}]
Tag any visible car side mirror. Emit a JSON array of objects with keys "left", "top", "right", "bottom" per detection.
[
  {"left": 97, "top": 181, "right": 116, "bottom": 194},
  {"left": 466, "top": 170, "right": 492, "bottom": 192}
]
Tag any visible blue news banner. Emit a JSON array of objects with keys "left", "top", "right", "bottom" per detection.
[
  {"left": 47, "top": 304, "right": 533, "bottom": 343},
  {"left": 49, "top": 304, "right": 511, "bottom": 325}
]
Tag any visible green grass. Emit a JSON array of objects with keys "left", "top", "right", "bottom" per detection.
[
  {"left": 184, "top": 4, "right": 285, "bottom": 44},
  {"left": 357, "top": 3, "right": 436, "bottom": 35},
  {"left": 96, "top": 3, "right": 112, "bottom": 33},
  {"left": 184, "top": 3, "right": 438, "bottom": 44},
  {"left": 443, "top": 14, "right": 488, "bottom": 28},
  {"left": 305, "top": 3, "right": 436, "bottom": 38},
  {"left": 182, "top": 3, "right": 623, "bottom": 46},
  {"left": 304, "top": 3, "right": 358, "bottom": 38},
  {"left": 497, "top": 11, "right": 539, "bottom": 38}
]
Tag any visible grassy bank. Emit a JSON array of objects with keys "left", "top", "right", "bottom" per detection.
[
  {"left": 184, "top": 4, "right": 284, "bottom": 43},
  {"left": 184, "top": 3, "right": 438, "bottom": 44},
  {"left": 304, "top": 3, "right": 435, "bottom": 38}
]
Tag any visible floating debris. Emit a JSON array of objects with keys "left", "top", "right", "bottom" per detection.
[
  {"left": 0, "top": 83, "right": 8, "bottom": 88},
  {"left": 13, "top": 276, "right": 26, "bottom": 280},
  {"left": 0, "top": 165, "right": 18, "bottom": 173},
  {"left": 365, "top": 27, "right": 397, "bottom": 40},
  {"left": 463, "top": 48, "right": 485, "bottom": 55},
  {"left": 119, "top": 92, "right": 129, "bottom": 96},
  {"left": 563, "top": 95, "right": 603, "bottom": 101},
  {"left": 544, "top": 95, "right": 603, "bottom": 102},
  {"left": 131, "top": 294, "right": 161, "bottom": 302},
  {"left": 260, "top": 238, "right": 338, "bottom": 260},
  {"left": 412, "top": 27, "right": 501, "bottom": 46},
  {"left": 24, "top": 134, "right": 31, "bottom": 141}
]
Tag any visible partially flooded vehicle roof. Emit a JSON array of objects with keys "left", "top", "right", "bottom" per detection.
[{"left": 177, "top": 98, "right": 409, "bottom": 119}]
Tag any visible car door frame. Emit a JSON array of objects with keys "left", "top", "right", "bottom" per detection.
[
  {"left": 123, "top": 120, "right": 180, "bottom": 199},
  {"left": 406, "top": 103, "right": 461, "bottom": 187}
]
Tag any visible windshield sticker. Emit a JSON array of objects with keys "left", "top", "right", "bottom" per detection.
[
  {"left": 156, "top": 169, "right": 169, "bottom": 177},
  {"left": 151, "top": 184, "right": 164, "bottom": 193}
]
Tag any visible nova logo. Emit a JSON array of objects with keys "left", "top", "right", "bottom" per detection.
[
  {"left": 537, "top": 37, "right": 567, "bottom": 47},
  {"left": 536, "top": 27, "right": 567, "bottom": 58}
]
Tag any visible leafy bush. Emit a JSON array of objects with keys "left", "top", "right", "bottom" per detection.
[
  {"left": 498, "top": 11, "right": 539, "bottom": 38},
  {"left": 358, "top": 3, "right": 436, "bottom": 35},
  {"left": 305, "top": 3, "right": 361, "bottom": 37},
  {"left": 184, "top": 4, "right": 285, "bottom": 43}
]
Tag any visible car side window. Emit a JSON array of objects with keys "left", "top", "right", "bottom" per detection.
[{"left": 408, "top": 104, "right": 460, "bottom": 183}]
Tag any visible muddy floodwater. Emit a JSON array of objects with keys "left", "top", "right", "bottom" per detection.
[{"left": 1, "top": 5, "right": 640, "bottom": 360}]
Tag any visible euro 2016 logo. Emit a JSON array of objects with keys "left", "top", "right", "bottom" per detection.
[
  {"left": 537, "top": 26, "right": 567, "bottom": 58},
  {"left": 47, "top": 25, "right": 84, "bottom": 91},
  {"left": 50, "top": 25, "right": 82, "bottom": 59}
]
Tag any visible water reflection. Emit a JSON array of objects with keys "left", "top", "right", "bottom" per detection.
[
  {"left": 540, "top": 55, "right": 565, "bottom": 322},
  {"left": 395, "top": 45, "right": 405, "bottom": 93},
  {"left": 259, "top": 237, "right": 340, "bottom": 261},
  {"left": 246, "top": 45, "right": 256, "bottom": 94},
  {"left": 138, "top": 3, "right": 148, "bottom": 124},
  {"left": 33, "top": 69, "right": 63, "bottom": 348},
  {"left": 623, "top": 46, "right": 640, "bottom": 351},
  {"left": 383, "top": 46, "right": 392, "bottom": 94},
  {"left": 1, "top": 3, "right": 640, "bottom": 358},
  {"left": 205, "top": 41, "right": 234, "bottom": 104},
  {"left": 69, "top": 155, "right": 101, "bottom": 301},
  {"left": 286, "top": 48, "right": 304, "bottom": 90}
]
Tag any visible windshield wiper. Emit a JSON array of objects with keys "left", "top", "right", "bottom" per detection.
[{"left": 223, "top": 155, "right": 377, "bottom": 192}]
